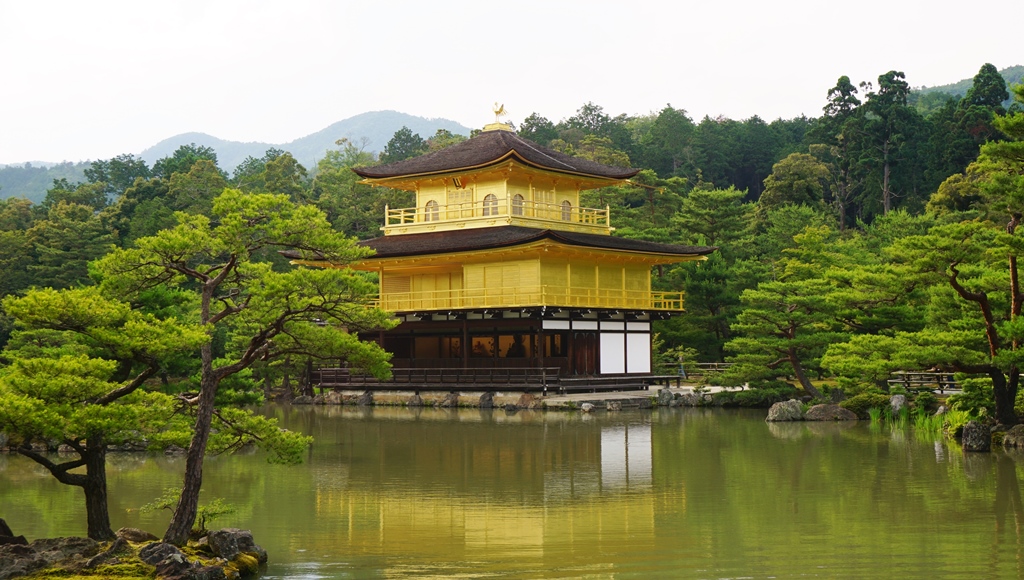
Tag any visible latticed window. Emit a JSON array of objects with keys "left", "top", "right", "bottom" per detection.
[
  {"left": 483, "top": 194, "right": 498, "bottom": 216},
  {"left": 561, "top": 200, "right": 572, "bottom": 221},
  {"left": 424, "top": 200, "right": 439, "bottom": 222},
  {"left": 512, "top": 194, "right": 525, "bottom": 216}
]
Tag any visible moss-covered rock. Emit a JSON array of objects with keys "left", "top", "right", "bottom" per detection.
[{"left": 226, "top": 553, "right": 260, "bottom": 577}]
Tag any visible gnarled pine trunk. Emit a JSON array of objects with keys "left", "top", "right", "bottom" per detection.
[
  {"left": 163, "top": 343, "right": 218, "bottom": 545},
  {"left": 82, "top": 442, "right": 115, "bottom": 541}
]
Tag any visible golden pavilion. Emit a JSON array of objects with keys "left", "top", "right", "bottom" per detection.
[{"left": 304, "top": 121, "right": 713, "bottom": 385}]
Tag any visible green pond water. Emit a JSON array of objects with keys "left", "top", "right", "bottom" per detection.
[{"left": 2, "top": 405, "right": 1024, "bottom": 578}]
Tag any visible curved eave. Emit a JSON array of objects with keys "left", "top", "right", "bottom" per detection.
[
  {"left": 355, "top": 150, "right": 639, "bottom": 189},
  {"left": 343, "top": 240, "right": 710, "bottom": 270}
]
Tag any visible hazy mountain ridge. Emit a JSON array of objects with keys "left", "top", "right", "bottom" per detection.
[
  {"left": 138, "top": 111, "right": 471, "bottom": 173},
  {"left": 0, "top": 161, "right": 90, "bottom": 203},
  {"left": 914, "top": 65, "right": 1023, "bottom": 99},
  {"left": 1, "top": 111, "right": 470, "bottom": 202}
]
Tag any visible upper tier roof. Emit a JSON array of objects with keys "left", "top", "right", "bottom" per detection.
[{"left": 353, "top": 129, "right": 640, "bottom": 181}]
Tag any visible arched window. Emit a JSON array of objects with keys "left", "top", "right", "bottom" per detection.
[
  {"left": 511, "top": 194, "right": 525, "bottom": 216},
  {"left": 424, "top": 200, "right": 439, "bottom": 222},
  {"left": 483, "top": 193, "right": 498, "bottom": 216},
  {"left": 561, "top": 200, "right": 572, "bottom": 221}
]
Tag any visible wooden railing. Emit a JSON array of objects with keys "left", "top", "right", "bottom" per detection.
[
  {"left": 887, "top": 371, "right": 961, "bottom": 393},
  {"left": 376, "top": 285, "right": 684, "bottom": 312},
  {"left": 384, "top": 197, "right": 610, "bottom": 231}
]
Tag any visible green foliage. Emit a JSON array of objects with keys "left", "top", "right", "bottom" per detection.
[
  {"left": 713, "top": 386, "right": 797, "bottom": 408},
  {"left": 426, "top": 129, "right": 466, "bottom": 152},
  {"left": 94, "top": 188, "right": 392, "bottom": 542},
  {"left": 883, "top": 403, "right": 910, "bottom": 429},
  {"left": 913, "top": 391, "right": 939, "bottom": 412},
  {"left": 379, "top": 126, "right": 427, "bottom": 164},
  {"left": 759, "top": 153, "right": 830, "bottom": 215},
  {"left": 946, "top": 378, "right": 994, "bottom": 417},
  {"left": 27, "top": 201, "right": 116, "bottom": 289},
  {"left": 165, "top": 159, "right": 228, "bottom": 215},
  {"left": 942, "top": 408, "right": 973, "bottom": 438},
  {"left": 41, "top": 180, "right": 109, "bottom": 212},
  {"left": 152, "top": 143, "right": 222, "bottom": 179},
  {"left": 262, "top": 153, "right": 308, "bottom": 203},
  {"left": 140, "top": 488, "right": 235, "bottom": 535},
  {"left": 231, "top": 147, "right": 285, "bottom": 191},
  {"left": 518, "top": 113, "right": 557, "bottom": 145},
  {"left": 912, "top": 408, "right": 944, "bottom": 434},
  {"left": 840, "top": 393, "right": 891, "bottom": 419},
  {"left": 84, "top": 153, "right": 152, "bottom": 198},
  {"left": 311, "top": 139, "right": 411, "bottom": 240}
]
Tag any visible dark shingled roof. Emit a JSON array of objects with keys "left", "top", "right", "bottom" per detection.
[
  {"left": 354, "top": 226, "right": 715, "bottom": 259},
  {"left": 353, "top": 130, "right": 640, "bottom": 180}
]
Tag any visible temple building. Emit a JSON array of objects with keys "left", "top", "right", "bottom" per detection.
[{"left": 300, "top": 120, "right": 714, "bottom": 383}]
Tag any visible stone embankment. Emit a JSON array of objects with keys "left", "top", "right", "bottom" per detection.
[
  {"left": 289, "top": 386, "right": 742, "bottom": 412},
  {"left": 0, "top": 522, "right": 265, "bottom": 580}
]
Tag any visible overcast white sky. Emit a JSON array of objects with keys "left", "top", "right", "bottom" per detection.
[{"left": 0, "top": 0, "right": 1018, "bottom": 165}]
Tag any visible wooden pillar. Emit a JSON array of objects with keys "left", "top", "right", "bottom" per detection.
[{"left": 462, "top": 318, "right": 469, "bottom": 369}]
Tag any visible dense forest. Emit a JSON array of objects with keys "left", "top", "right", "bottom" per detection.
[{"left": 1, "top": 62, "right": 1023, "bottom": 425}]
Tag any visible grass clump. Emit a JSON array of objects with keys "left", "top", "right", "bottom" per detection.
[{"left": 839, "top": 393, "right": 891, "bottom": 419}]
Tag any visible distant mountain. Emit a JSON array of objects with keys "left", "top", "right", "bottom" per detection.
[
  {"left": 1, "top": 112, "right": 470, "bottom": 202},
  {"left": 0, "top": 161, "right": 89, "bottom": 203},
  {"left": 139, "top": 111, "right": 472, "bottom": 174},
  {"left": 914, "top": 65, "right": 1023, "bottom": 102}
]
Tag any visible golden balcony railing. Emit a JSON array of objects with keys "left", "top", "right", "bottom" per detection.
[
  {"left": 383, "top": 197, "right": 611, "bottom": 234},
  {"left": 375, "top": 285, "right": 684, "bottom": 312}
]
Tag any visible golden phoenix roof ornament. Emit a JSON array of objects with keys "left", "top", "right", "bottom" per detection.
[{"left": 493, "top": 103, "right": 508, "bottom": 123}]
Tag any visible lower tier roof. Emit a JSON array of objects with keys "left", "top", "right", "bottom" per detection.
[{"left": 358, "top": 226, "right": 715, "bottom": 259}]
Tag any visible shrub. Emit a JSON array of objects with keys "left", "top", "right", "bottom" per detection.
[
  {"left": 913, "top": 391, "right": 938, "bottom": 412},
  {"left": 714, "top": 385, "right": 797, "bottom": 408},
  {"left": 840, "top": 393, "right": 891, "bottom": 419},
  {"left": 947, "top": 378, "right": 994, "bottom": 417},
  {"left": 834, "top": 377, "right": 883, "bottom": 397}
]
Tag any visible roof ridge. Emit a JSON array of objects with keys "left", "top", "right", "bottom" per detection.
[{"left": 503, "top": 132, "right": 578, "bottom": 171}]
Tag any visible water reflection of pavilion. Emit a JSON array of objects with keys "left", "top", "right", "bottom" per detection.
[{"left": 307, "top": 410, "right": 656, "bottom": 559}]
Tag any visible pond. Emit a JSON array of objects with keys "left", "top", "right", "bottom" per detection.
[{"left": 2, "top": 405, "right": 1023, "bottom": 578}]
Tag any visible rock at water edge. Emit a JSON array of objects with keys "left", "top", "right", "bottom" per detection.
[
  {"left": 890, "top": 394, "right": 907, "bottom": 415},
  {"left": 804, "top": 404, "right": 858, "bottom": 422},
  {"left": 478, "top": 392, "right": 494, "bottom": 409},
  {"left": 657, "top": 388, "right": 674, "bottom": 406},
  {"left": 962, "top": 420, "right": 991, "bottom": 452},
  {"left": 1003, "top": 424, "right": 1024, "bottom": 448},
  {"left": 207, "top": 528, "right": 268, "bottom": 563},
  {"left": 766, "top": 399, "right": 804, "bottom": 422},
  {"left": 115, "top": 527, "right": 159, "bottom": 543},
  {"left": 516, "top": 393, "right": 539, "bottom": 410}
]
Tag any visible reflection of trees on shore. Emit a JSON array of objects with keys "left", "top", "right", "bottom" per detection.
[
  {"left": 994, "top": 453, "right": 1024, "bottom": 577},
  {"left": 765, "top": 420, "right": 858, "bottom": 440}
]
